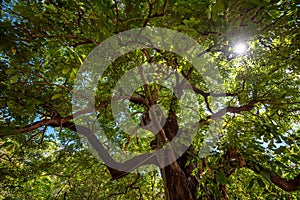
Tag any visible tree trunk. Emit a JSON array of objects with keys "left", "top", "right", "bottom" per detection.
[
  {"left": 158, "top": 109, "right": 199, "bottom": 200},
  {"left": 160, "top": 152, "right": 199, "bottom": 200}
]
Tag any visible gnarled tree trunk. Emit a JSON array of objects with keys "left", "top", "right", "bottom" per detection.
[{"left": 158, "top": 109, "right": 199, "bottom": 200}]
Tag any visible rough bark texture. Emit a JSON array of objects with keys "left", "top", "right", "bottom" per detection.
[
  {"left": 270, "top": 172, "right": 300, "bottom": 192},
  {"left": 157, "top": 109, "right": 199, "bottom": 200}
]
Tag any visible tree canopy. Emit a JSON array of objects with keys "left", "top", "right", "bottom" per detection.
[{"left": 0, "top": 0, "right": 299, "bottom": 199}]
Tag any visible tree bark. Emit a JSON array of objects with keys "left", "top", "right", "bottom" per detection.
[{"left": 156, "top": 109, "right": 199, "bottom": 200}]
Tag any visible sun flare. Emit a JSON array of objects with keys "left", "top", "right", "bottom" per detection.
[{"left": 233, "top": 43, "right": 247, "bottom": 54}]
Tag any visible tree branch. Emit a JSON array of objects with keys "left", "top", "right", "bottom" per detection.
[
  {"left": 225, "top": 147, "right": 300, "bottom": 192},
  {"left": 143, "top": 0, "right": 168, "bottom": 27},
  {"left": 270, "top": 173, "right": 300, "bottom": 192},
  {"left": 106, "top": 173, "right": 141, "bottom": 198},
  {"left": 246, "top": 159, "right": 300, "bottom": 192}
]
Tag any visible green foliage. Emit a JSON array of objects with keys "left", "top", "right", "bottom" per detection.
[{"left": 0, "top": 0, "right": 299, "bottom": 199}]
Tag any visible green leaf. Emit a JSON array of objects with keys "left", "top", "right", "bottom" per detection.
[
  {"left": 274, "top": 146, "right": 286, "bottom": 154},
  {"left": 291, "top": 155, "right": 300, "bottom": 164},
  {"left": 0, "top": 127, "right": 14, "bottom": 136},
  {"left": 1, "top": 141, "right": 14, "bottom": 148},
  {"left": 11, "top": 75, "right": 18, "bottom": 83},
  {"left": 247, "top": 179, "right": 255, "bottom": 189},
  {"left": 248, "top": 0, "right": 266, "bottom": 6},
  {"left": 51, "top": 93, "right": 62, "bottom": 100},
  {"left": 261, "top": 171, "right": 271, "bottom": 184},
  {"left": 257, "top": 178, "right": 265, "bottom": 188},
  {"left": 5, "top": 68, "right": 15, "bottom": 75},
  {"left": 215, "top": 0, "right": 224, "bottom": 12},
  {"left": 211, "top": 6, "right": 217, "bottom": 21},
  {"left": 62, "top": 67, "right": 71, "bottom": 74},
  {"left": 216, "top": 170, "right": 227, "bottom": 184}
]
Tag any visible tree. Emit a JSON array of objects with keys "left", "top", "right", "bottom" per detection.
[{"left": 0, "top": 0, "right": 299, "bottom": 199}]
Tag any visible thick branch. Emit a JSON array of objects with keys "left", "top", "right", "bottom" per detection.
[
  {"left": 211, "top": 99, "right": 300, "bottom": 119},
  {"left": 225, "top": 147, "right": 300, "bottom": 192},
  {"left": 247, "top": 160, "right": 300, "bottom": 192},
  {"left": 8, "top": 100, "right": 109, "bottom": 136},
  {"left": 181, "top": 69, "right": 236, "bottom": 98},
  {"left": 270, "top": 173, "right": 300, "bottom": 192}
]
